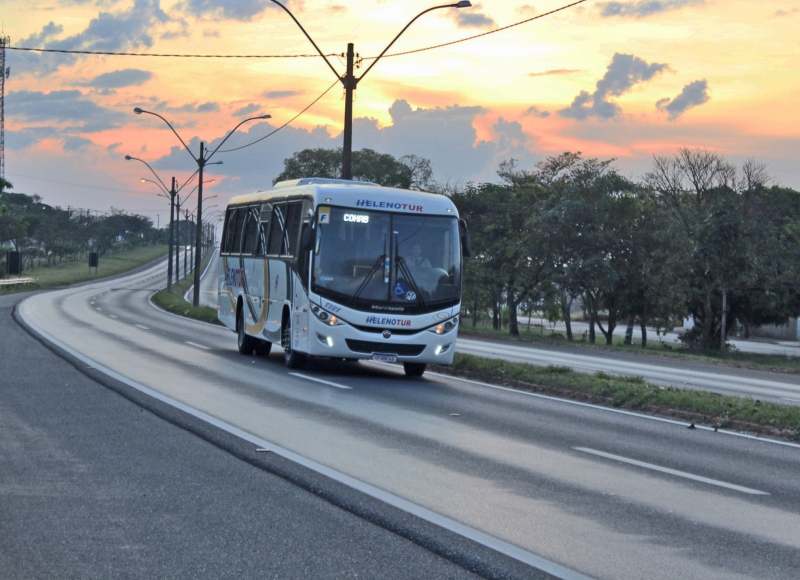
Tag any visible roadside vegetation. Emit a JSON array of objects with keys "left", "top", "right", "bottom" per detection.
[
  {"left": 0, "top": 244, "right": 169, "bottom": 294},
  {"left": 150, "top": 250, "right": 221, "bottom": 326},
  {"left": 433, "top": 353, "right": 800, "bottom": 442}
]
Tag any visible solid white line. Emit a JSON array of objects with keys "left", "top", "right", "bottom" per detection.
[
  {"left": 135, "top": 324, "right": 149, "bottom": 330},
  {"left": 17, "top": 304, "right": 592, "bottom": 580},
  {"left": 289, "top": 372, "right": 353, "bottom": 390},
  {"left": 574, "top": 447, "right": 769, "bottom": 496},
  {"left": 185, "top": 341, "right": 210, "bottom": 350},
  {"left": 425, "top": 369, "right": 800, "bottom": 450},
  {"left": 147, "top": 293, "right": 226, "bottom": 330},
  {"left": 781, "top": 397, "right": 800, "bottom": 403}
]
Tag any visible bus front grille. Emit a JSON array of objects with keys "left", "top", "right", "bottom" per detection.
[{"left": 345, "top": 340, "right": 425, "bottom": 357}]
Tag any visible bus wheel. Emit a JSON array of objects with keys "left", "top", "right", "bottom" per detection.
[
  {"left": 403, "top": 362, "right": 426, "bottom": 377},
  {"left": 256, "top": 340, "right": 272, "bottom": 357},
  {"left": 282, "top": 322, "right": 306, "bottom": 369},
  {"left": 237, "top": 308, "right": 257, "bottom": 355}
]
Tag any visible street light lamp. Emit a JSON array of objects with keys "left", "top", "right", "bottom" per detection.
[
  {"left": 128, "top": 155, "right": 204, "bottom": 291},
  {"left": 132, "top": 108, "right": 270, "bottom": 306},
  {"left": 268, "top": 0, "right": 471, "bottom": 179}
]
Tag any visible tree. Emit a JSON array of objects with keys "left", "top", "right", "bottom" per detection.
[{"left": 273, "top": 148, "right": 434, "bottom": 190}]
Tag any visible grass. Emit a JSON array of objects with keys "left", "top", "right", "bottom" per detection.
[
  {"left": 433, "top": 353, "right": 800, "bottom": 442},
  {"left": 458, "top": 322, "right": 800, "bottom": 375},
  {"left": 150, "top": 251, "right": 222, "bottom": 326},
  {"left": 0, "top": 245, "right": 169, "bottom": 293}
]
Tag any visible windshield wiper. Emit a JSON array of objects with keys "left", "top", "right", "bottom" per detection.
[
  {"left": 396, "top": 256, "right": 427, "bottom": 310},
  {"left": 349, "top": 253, "right": 386, "bottom": 305}
]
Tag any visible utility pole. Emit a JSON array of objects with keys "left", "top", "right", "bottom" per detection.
[
  {"left": 342, "top": 43, "right": 356, "bottom": 180},
  {"left": 0, "top": 36, "right": 10, "bottom": 180},
  {"left": 167, "top": 177, "right": 175, "bottom": 292},
  {"left": 194, "top": 142, "right": 204, "bottom": 305}
]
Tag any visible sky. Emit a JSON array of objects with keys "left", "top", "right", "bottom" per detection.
[{"left": 3, "top": 0, "right": 800, "bottom": 225}]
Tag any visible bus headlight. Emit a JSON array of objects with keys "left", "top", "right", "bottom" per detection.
[
  {"left": 328, "top": 315, "right": 338, "bottom": 326},
  {"left": 430, "top": 317, "right": 458, "bottom": 335}
]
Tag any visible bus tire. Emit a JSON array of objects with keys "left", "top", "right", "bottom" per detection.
[
  {"left": 282, "top": 322, "right": 306, "bottom": 369},
  {"left": 256, "top": 340, "right": 272, "bottom": 357},
  {"left": 403, "top": 362, "right": 426, "bottom": 377},
  {"left": 237, "top": 307, "right": 258, "bottom": 355}
]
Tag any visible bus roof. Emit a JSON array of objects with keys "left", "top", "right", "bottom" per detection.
[{"left": 226, "top": 178, "right": 458, "bottom": 217}]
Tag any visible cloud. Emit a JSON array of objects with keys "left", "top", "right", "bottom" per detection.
[
  {"left": 232, "top": 103, "right": 262, "bottom": 117},
  {"left": 177, "top": 0, "right": 282, "bottom": 21},
  {"left": 12, "top": 0, "right": 170, "bottom": 77},
  {"left": 772, "top": 7, "right": 799, "bottom": 17},
  {"left": 6, "top": 89, "right": 127, "bottom": 133},
  {"left": 202, "top": 28, "right": 220, "bottom": 37},
  {"left": 599, "top": 0, "right": 704, "bottom": 18},
  {"left": 6, "top": 127, "right": 60, "bottom": 150},
  {"left": 656, "top": 79, "right": 710, "bottom": 120},
  {"left": 79, "top": 68, "right": 154, "bottom": 89},
  {"left": 264, "top": 90, "right": 304, "bottom": 99},
  {"left": 150, "top": 99, "right": 538, "bottom": 190},
  {"left": 528, "top": 69, "right": 582, "bottom": 77},
  {"left": 516, "top": 4, "right": 537, "bottom": 16},
  {"left": 326, "top": 3, "right": 346, "bottom": 12},
  {"left": 151, "top": 100, "right": 220, "bottom": 114},
  {"left": 559, "top": 53, "right": 669, "bottom": 120},
  {"left": 523, "top": 106, "right": 551, "bottom": 118},
  {"left": 453, "top": 4, "right": 496, "bottom": 29},
  {"left": 63, "top": 136, "right": 94, "bottom": 151}
]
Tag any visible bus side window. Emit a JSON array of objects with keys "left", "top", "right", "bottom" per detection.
[
  {"left": 230, "top": 209, "right": 246, "bottom": 255},
  {"left": 256, "top": 204, "right": 272, "bottom": 256},
  {"left": 282, "top": 201, "right": 303, "bottom": 257},
  {"left": 224, "top": 208, "right": 242, "bottom": 254},
  {"left": 221, "top": 208, "right": 236, "bottom": 253},
  {"left": 241, "top": 207, "right": 259, "bottom": 256},
  {"left": 267, "top": 203, "right": 286, "bottom": 255}
]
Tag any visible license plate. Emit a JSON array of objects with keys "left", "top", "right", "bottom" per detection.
[{"left": 371, "top": 353, "right": 397, "bottom": 363}]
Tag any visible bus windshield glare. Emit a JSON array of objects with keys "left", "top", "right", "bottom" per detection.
[{"left": 312, "top": 207, "right": 461, "bottom": 312}]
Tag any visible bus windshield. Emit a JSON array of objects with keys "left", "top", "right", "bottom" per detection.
[{"left": 312, "top": 207, "right": 461, "bottom": 312}]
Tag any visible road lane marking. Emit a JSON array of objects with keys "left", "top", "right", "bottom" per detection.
[
  {"left": 289, "top": 373, "right": 352, "bottom": 390},
  {"left": 185, "top": 341, "right": 210, "bottom": 350},
  {"left": 574, "top": 447, "right": 769, "bottom": 496},
  {"left": 781, "top": 397, "right": 800, "bottom": 403},
  {"left": 422, "top": 369, "right": 800, "bottom": 449},
  {"left": 19, "top": 305, "right": 591, "bottom": 580},
  {"left": 134, "top": 324, "right": 149, "bottom": 330},
  {"left": 95, "top": 307, "right": 102, "bottom": 312},
  {"left": 108, "top": 315, "right": 118, "bottom": 319}
]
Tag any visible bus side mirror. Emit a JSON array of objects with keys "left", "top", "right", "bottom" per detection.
[
  {"left": 300, "top": 220, "right": 315, "bottom": 251},
  {"left": 459, "top": 219, "right": 472, "bottom": 257}
]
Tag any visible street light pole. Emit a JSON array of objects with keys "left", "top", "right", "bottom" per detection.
[
  {"left": 269, "top": 0, "right": 471, "bottom": 180},
  {"left": 132, "top": 108, "right": 269, "bottom": 306}
]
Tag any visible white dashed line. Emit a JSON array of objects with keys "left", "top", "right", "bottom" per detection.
[
  {"left": 108, "top": 315, "right": 118, "bottom": 319},
  {"left": 574, "top": 447, "right": 769, "bottom": 495},
  {"left": 134, "top": 324, "right": 149, "bottom": 330},
  {"left": 289, "top": 373, "right": 352, "bottom": 390},
  {"left": 185, "top": 341, "right": 210, "bottom": 350}
]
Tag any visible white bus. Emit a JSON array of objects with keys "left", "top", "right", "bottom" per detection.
[{"left": 218, "top": 178, "right": 470, "bottom": 376}]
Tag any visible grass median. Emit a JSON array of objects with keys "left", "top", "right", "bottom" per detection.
[
  {"left": 150, "top": 251, "right": 222, "bottom": 326},
  {"left": 431, "top": 352, "right": 800, "bottom": 442},
  {"left": 458, "top": 324, "right": 800, "bottom": 376},
  {"left": 0, "top": 245, "right": 169, "bottom": 294}
]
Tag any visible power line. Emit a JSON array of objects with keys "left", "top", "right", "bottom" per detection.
[
  {"left": 7, "top": 46, "right": 334, "bottom": 59},
  {"left": 9, "top": 0, "right": 588, "bottom": 61},
  {"left": 217, "top": 78, "right": 340, "bottom": 153}
]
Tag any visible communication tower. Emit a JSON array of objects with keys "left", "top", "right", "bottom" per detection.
[{"left": 0, "top": 37, "right": 9, "bottom": 180}]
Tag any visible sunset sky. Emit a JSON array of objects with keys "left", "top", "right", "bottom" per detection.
[{"left": 3, "top": 0, "right": 799, "bottom": 224}]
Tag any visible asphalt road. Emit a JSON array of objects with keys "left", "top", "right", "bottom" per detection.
[{"left": 13, "top": 259, "right": 800, "bottom": 579}]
